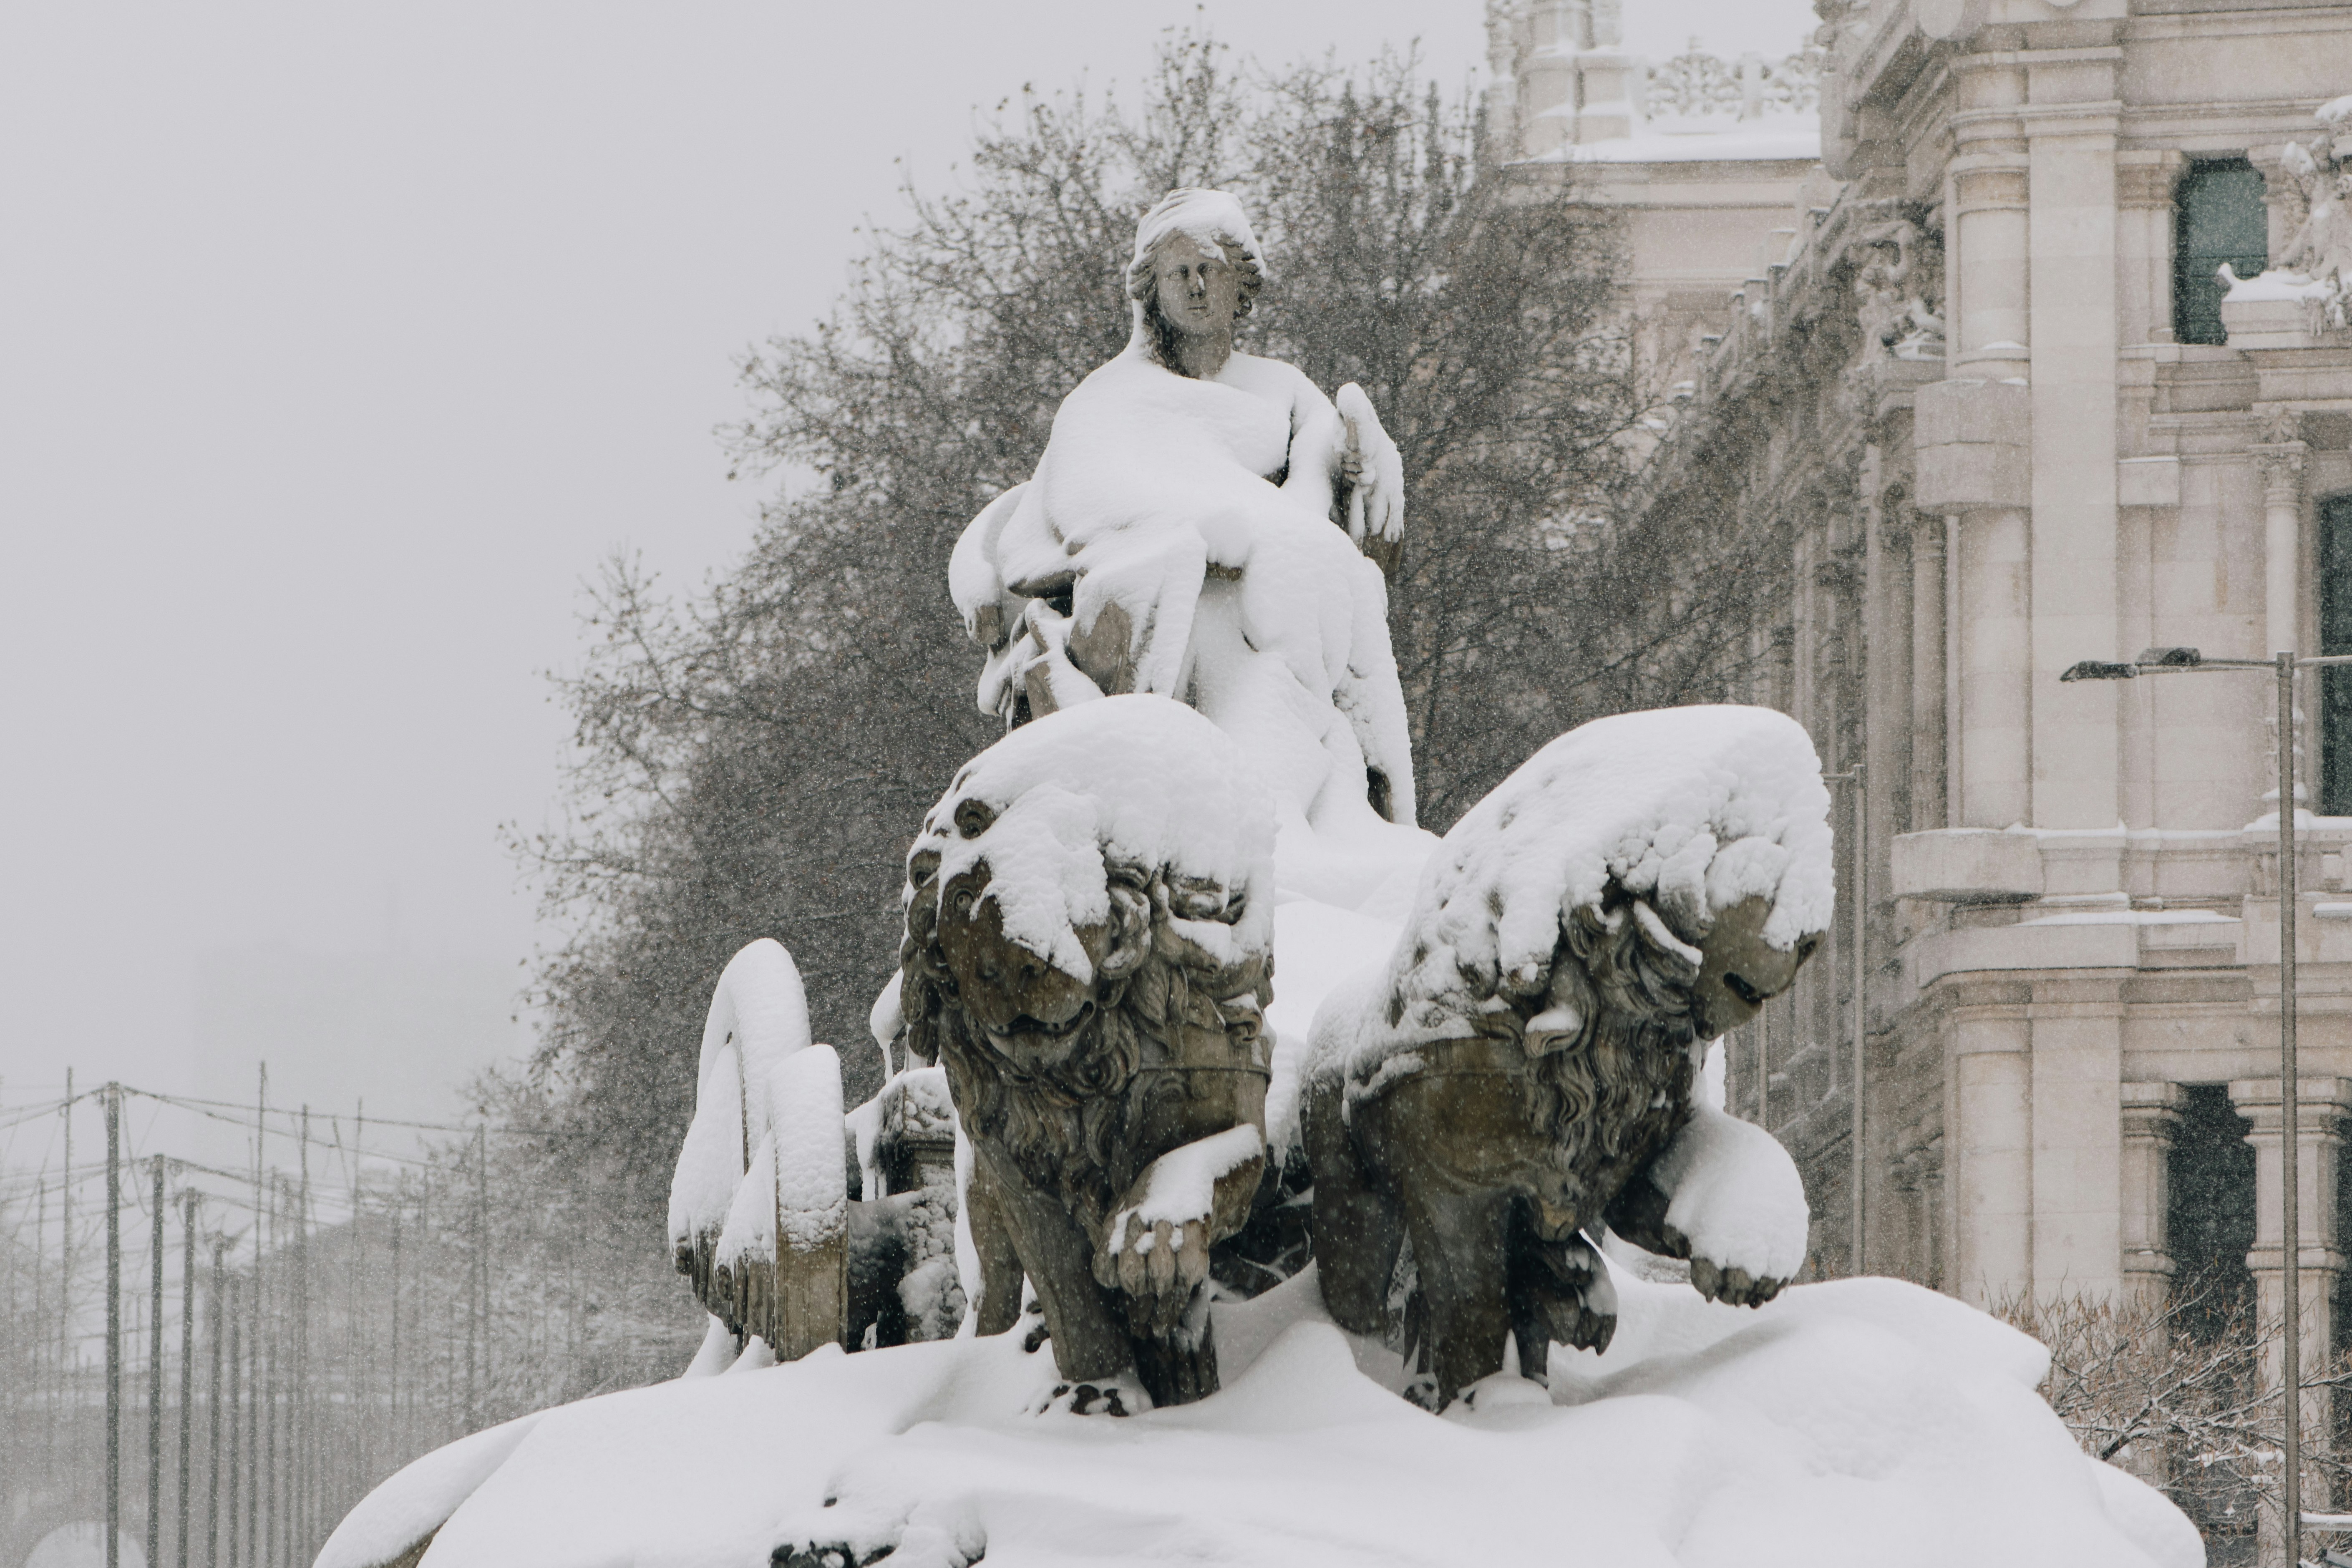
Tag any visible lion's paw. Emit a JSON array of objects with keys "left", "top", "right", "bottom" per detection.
[
  {"left": 1018, "top": 1300, "right": 1052, "bottom": 1355},
  {"left": 772, "top": 1498, "right": 984, "bottom": 1568},
  {"left": 1029, "top": 1372, "right": 1151, "bottom": 1418},
  {"left": 1689, "top": 1254, "right": 1785, "bottom": 1309},
  {"left": 1095, "top": 1210, "right": 1212, "bottom": 1333}
]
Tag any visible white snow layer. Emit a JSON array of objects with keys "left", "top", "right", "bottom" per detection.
[
  {"left": 315, "top": 1411, "right": 543, "bottom": 1568},
  {"left": 1382, "top": 705, "right": 1833, "bottom": 1042},
  {"left": 668, "top": 938, "right": 816, "bottom": 1252},
  {"left": 1647, "top": 1100, "right": 1809, "bottom": 1282},
  {"left": 1106, "top": 1123, "right": 1264, "bottom": 1240},
  {"left": 910, "top": 695, "right": 1275, "bottom": 982},
  {"left": 771, "top": 1044, "right": 847, "bottom": 1248},
  {"left": 398, "top": 1271, "right": 2197, "bottom": 1568},
  {"left": 1128, "top": 186, "right": 1270, "bottom": 287}
]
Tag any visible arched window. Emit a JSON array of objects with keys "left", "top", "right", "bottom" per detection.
[
  {"left": 2173, "top": 159, "right": 2269, "bottom": 345},
  {"left": 2323, "top": 494, "right": 2352, "bottom": 812}
]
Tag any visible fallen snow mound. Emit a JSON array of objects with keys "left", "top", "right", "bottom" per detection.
[{"left": 376, "top": 1271, "right": 2198, "bottom": 1568}]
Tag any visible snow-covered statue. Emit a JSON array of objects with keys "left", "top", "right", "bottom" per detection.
[
  {"left": 950, "top": 188, "right": 1418, "bottom": 832},
  {"left": 897, "top": 695, "right": 1277, "bottom": 1410},
  {"left": 2279, "top": 98, "right": 2352, "bottom": 330},
  {"left": 667, "top": 939, "right": 849, "bottom": 1361},
  {"left": 1299, "top": 706, "right": 1832, "bottom": 1409},
  {"left": 1850, "top": 216, "right": 1944, "bottom": 364}
]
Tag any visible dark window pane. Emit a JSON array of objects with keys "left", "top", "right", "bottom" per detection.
[
  {"left": 2166, "top": 1084, "right": 2254, "bottom": 1340},
  {"left": 2173, "top": 159, "right": 2269, "bottom": 346},
  {"left": 2325, "top": 496, "right": 2352, "bottom": 813}
]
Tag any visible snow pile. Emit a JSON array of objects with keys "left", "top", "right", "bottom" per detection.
[
  {"left": 771, "top": 1045, "right": 846, "bottom": 1250},
  {"left": 314, "top": 1412, "right": 541, "bottom": 1568},
  {"left": 2219, "top": 260, "right": 2333, "bottom": 304},
  {"left": 1104, "top": 1123, "right": 1264, "bottom": 1243},
  {"left": 388, "top": 1269, "right": 2198, "bottom": 1568},
  {"left": 1377, "top": 705, "right": 1832, "bottom": 1044},
  {"left": 1642, "top": 1100, "right": 1810, "bottom": 1285},
  {"left": 909, "top": 695, "right": 1275, "bottom": 983},
  {"left": 1127, "top": 186, "right": 1269, "bottom": 292}
]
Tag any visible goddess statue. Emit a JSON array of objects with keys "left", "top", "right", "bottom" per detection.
[{"left": 951, "top": 189, "right": 1418, "bottom": 849}]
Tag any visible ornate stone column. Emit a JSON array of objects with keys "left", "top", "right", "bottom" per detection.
[
  {"left": 2255, "top": 417, "right": 2308, "bottom": 822},
  {"left": 1921, "top": 52, "right": 2032, "bottom": 829},
  {"left": 1911, "top": 511, "right": 1949, "bottom": 831},
  {"left": 2119, "top": 1082, "right": 2185, "bottom": 1307},
  {"left": 2255, "top": 414, "right": 2307, "bottom": 659},
  {"left": 2229, "top": 1077, "right": 2351, "bottom": 1464}
]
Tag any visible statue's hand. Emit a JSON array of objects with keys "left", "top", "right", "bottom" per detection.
[{"left": 1334, "top": 383, "right": 1403, "bottom": 552}]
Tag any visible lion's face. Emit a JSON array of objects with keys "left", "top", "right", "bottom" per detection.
[
  {"left": 935, "top": 860, "right": 1141, "bottom": 1074},
  {"left": 1689, "top": 894, "right": 1820, "bottom": 1039}
]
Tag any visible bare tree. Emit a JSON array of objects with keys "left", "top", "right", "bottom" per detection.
[{"left": 1995, "top": 1286, "right": 2352, "bottom": 1553}]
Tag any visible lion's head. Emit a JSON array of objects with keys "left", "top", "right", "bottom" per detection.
[
  {"left": 897, "top": 696, "right": 1275, "bottom": 1219},
  {"left": 1302, "top": 705, "right": 1832, "bottom": 1182}
]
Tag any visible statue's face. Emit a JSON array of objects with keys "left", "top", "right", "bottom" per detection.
[{"left": 1151, "top": 232, "right": 1242, "bottom": 339}]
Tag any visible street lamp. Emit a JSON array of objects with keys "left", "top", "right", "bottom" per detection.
[
  {"left": 2061, "top": 644, "right": 2352, "bottom": 1564},
  {"left": 1823, "top": 764, "right": 1868, "bottom": 1279}
]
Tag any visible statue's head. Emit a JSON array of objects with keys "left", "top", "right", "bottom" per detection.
[{"left": 1126, "top": 188, "right": 1267, "bottom": 373}]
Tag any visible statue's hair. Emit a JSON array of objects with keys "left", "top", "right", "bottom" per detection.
[
  {"left": 1128, "top": 232, "right": 1264, "bottom": 376},
  {"left": 899, "top": 855, "right": 1269, "bottom": 1241}
]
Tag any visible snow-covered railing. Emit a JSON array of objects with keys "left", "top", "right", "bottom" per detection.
[{"left": 667, "top": 938, "right": 848, "bottom": 1360}]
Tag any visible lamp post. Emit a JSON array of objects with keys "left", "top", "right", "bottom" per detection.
[
  {"left": 1824, "top": 764, "right": 1868, "bottom": 1277},
  {"left": 2060, "top": 644, "right": 2352, "bottom": 1566}
]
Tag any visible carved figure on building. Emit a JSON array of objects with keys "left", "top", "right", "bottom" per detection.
[
  {"left": 897, "top": 695, "right": 1277, "bottom": 1410},
  {"left": 2278, "top": 105, "right": 2352, "bottom": 330},
  {"left": 1850, "top": 218, "right": 1946, "bottom": 366},
  {"left": 950, "top": 188, "right": 1417, "bottom": 828},
  {"left": 1298, "top": 706, "right": 1831, "bottom": 1409}
]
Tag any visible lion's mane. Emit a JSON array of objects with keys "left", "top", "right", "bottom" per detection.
[{"left": 900, "top": 853, "right": 1269, "bottom": 1245}]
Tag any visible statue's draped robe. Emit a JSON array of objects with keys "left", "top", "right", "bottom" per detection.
[{"left": 980, "top": 341, "right": 1417, "bottom": 829}]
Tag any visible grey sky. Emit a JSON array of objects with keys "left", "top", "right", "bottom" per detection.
[{"left": 0, "top": 0, "right": 1803, "bottom": 1147}]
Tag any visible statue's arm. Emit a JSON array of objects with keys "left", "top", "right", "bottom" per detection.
[{"left": 1334, "top": 384, "right": 1404, "bottom": 568}]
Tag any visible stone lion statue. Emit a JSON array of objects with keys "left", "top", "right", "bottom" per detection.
[
  {"left": 1299, "top": 706, "right": 1833, "bottom": 1409},
  {"left": 898, "top": 694, "right": 1277, "bottom": 1409}
]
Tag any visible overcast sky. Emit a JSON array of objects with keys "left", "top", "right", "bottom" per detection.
[{"left": 0, "top": 0, "right": 1806, "bottom": 1153}]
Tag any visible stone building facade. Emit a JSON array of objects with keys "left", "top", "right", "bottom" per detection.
[{"left": 1488, "top": 0, "right": 2352, "bottom": 1409}]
